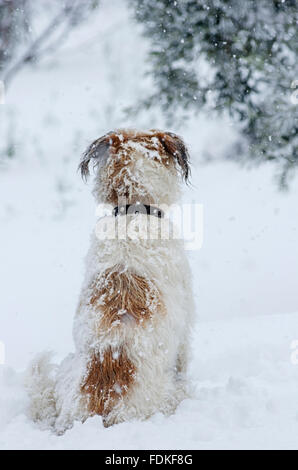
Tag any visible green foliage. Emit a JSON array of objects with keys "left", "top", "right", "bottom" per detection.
[{"left": 131, "top": 0, "right": 298, "bottom": 186}]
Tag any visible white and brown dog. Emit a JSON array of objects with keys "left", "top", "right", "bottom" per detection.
[{"left": 27, "top": 129, "right": 195, "bottom": 432}]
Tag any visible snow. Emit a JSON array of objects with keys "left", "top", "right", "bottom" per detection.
[
  {"left": 1, "top": 313, "right": 298, "bottom": 449},
  {"left": 0, "top": 0, "right": 297, "bottom": 449}
]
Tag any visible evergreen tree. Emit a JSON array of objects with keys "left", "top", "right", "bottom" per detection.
[{"left": 130, "top": 0, "right": 298, "bottom": 186}]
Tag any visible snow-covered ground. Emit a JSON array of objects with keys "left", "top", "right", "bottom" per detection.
[
  {"left": 1, "top": 313, "right": 298, "bottom": 450},
  {"left": 0, "top": 0, "right": 297, "bottom": 449}
]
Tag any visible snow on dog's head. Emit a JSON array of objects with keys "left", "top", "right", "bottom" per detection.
[{"left": 79, "top": 129, "right": 190, "bottom": 205}]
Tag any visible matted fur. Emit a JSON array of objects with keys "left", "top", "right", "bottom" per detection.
[
  {"left": 89, "top": 266, "right": 164, "bottom": 329},
  {"left": 80, "top": 346, "right": 135, "bottom": 424},
  {"left": 26, "top": 128, "right": 195, "bottom": 432}
]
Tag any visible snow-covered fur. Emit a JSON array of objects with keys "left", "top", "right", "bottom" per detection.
[{"left": 26, "top": 129, "right": 195, "bottom": 432}]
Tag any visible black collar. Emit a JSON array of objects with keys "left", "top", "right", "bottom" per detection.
[{"left": 113, "top": 204, "right": 164, "bottom": 218}]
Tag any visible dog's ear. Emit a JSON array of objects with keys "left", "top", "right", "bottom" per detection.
[
  {"left": 155, "top": 131, "right": 190, "bottom": 182},
  {"left": 79, "top": 134, "right": 111, "bottom": 180}
]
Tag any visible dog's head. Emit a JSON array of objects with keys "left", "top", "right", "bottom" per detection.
[{"left": 79, "top": 129, "right": 190, "bottom": 204}]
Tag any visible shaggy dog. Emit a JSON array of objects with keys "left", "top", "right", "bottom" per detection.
[{"left": 26, "top": 129, "right": 195, "bottom": 432}]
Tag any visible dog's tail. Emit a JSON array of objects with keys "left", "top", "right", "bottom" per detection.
[{"left": 25, "top": 351, "right": 58, "bottom": 429}]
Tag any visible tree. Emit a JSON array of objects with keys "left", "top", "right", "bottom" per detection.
[
  {"left": 0, "top": 0, "right": 100, "bottom": 88},
  {"left": 0, "top": 0, "right": 30, "bottom": 73},
  {"left": 130, "top": 0, "right": 298, "bottom": 187}
]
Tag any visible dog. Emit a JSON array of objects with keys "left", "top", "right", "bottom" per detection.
[{"left": 26, "top": 129, "right": 195, "bottom": 432}]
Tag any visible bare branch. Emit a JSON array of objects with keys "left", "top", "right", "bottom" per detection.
[{"left": 3, "top": 1, "right": 82, "bottom": 88}]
